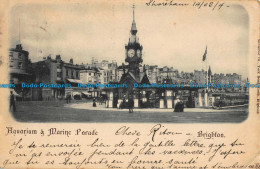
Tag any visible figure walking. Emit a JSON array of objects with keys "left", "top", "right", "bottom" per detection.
[{"left": 10, "top": 91, "right": 16, "bottom": 112}]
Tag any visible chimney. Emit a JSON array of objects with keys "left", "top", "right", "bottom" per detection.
[
  {"left": 56, "top": 55, "right": 61, "bottom": 61},
  {"left": 70, "top": 58, "right": 73, "bottom": 64}
]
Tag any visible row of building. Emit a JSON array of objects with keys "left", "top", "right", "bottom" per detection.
[
  {"left": 9, "top": 42, "right": 246, "bottom": 102},
  {"left": 8, "top": 5, "right": 249, "bottom": 109}
]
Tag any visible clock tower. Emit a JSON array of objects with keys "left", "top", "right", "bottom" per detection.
[{"left": 125, "top": 5, "right": 143, "bottom": 78}]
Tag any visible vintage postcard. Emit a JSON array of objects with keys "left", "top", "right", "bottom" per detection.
[{"left": 0, "top": 0, "right": 259, "bottom": 168}]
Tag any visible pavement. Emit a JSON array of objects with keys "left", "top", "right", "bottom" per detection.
[
  {"left": 67, "top": 102, "right": 236, "bottom": 113},
  {"left": 11, "top": 100, "right": 249, "bottom": 123}
]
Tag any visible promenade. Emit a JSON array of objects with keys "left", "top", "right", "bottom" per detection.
[{"left": 11, "top": 100, "right": 248, "bottom": 123}]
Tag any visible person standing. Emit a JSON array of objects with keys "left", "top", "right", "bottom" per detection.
[
  {"left": 174, "top": 97, "right": 181, "bottom": 112},
  {"left": 128, "top": 97, "right": 134, "bottom": 113},
  {"left": 122, "top": 96, "right": 126, "bottom": 109},
  {"left": 93, "top": 98, "right": 97, "bottom": 107},
  {"left": 68, "top": 94, "right": 71, "bottom": 103},
  {"left": 66, "top": 93, "right": 71, "bottom": 104},
  {"left": 66, "top": 94, "right": 69, "bottom": 104},
  {"left": 10, "top": 91, "right": 16, "bottom": 112}
]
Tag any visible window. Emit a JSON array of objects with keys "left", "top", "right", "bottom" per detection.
[
  {"left": 71, "top": 71, "right": 73, "bottom": 76},
  {"left": 89, "top": 73, "right": 91, "bottom": 76},
  {"left": 18, "top": 53, "right": 22, "bottom": 59},
  {"left": 66, "top": 70, "right": 69, "bottom": 76},
  {"left": 18, "top": 62, "right": 22, "bottom": 69},
  {"left": 57, "top": 72, "right": 61, "bottom": 77}
]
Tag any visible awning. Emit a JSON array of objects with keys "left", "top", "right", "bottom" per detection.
[
  {"left": 10, "top": 72, "right": 32, "bottom": 76},
  {"left": 9, "top": 88, "right": 20, "bottom": 96},
  {"left": 67, "top": 79, "right": 83, "bottom": 84},
  {"left": 74, "top": 79, "right": 83, "bottom": 83},
  {"left": 82, "top": 92, "right": 91, "bottom": 96},
  {"left": 72, "top": 92, "right": 81, "bottom": 95}
]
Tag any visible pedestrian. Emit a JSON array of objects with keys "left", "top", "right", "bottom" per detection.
[
  {"left": 122, "top": 96, "right": 126, "bottom": 109},
  {"left": 174, "top": 97, "right": 183, "bottom": 112},
  {"left": 93, "top": 98, "right": 97, "bottom": 107},
  {"left": 179, "top": 100, "right": 184, "bottom": 112},
  {"left": 66, "top": 94, "right": 70, "bottom": 104},
  {"left": 99, "top": 96, "right": 102, "bottom": 105},
  {"left": 10, "top": 91, "right": 16, "bottom": 112},
  {"left": 68, "top": 94, "right": 71, "bottom": 103},
  {"left": 66, "top": 94, "right": 68, "bottom": 104},
  {"left": 118, "top": 100, "right": 122, "bottom": 109},
  {"left": 128, "top": 97, "right": 134, "bottom": 113}
]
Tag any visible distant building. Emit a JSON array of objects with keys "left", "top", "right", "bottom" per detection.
[
  {"left": 194, "top": 69, "right": 207, "bottom": 84},
  {"left": 146, "top": 65, "right": 158, "bottom": 84},
  {"left": 156, "top": 66, "right": 179, "bottom": 84},
  {"left": 80, "top": 68, "right": 101, "bottom": 84},
  {"left": 85, "top": 59, "right": 118, "bottom": 83},
  {"left": 80, "top": 68, "right": 102, "bottom": 97},
  {"left": 211, "top": 73, "right": 242, "bottom": 85},
  {"left": 62, "top": 58, "right": 82, "bottom": 81}
]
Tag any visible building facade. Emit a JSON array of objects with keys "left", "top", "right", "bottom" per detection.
[
  {"left": 9, "top": 43, "right": 32, "bottom": 100},
  {"left": 32, "top": 55, "right": 85, "bottom": 100}
]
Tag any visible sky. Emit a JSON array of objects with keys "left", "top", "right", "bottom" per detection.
[{"left": 9, "top": 1, "right": 249, "bottom": 79}]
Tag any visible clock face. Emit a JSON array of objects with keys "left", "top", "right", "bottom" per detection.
[
  {"left": 128, "top": 49, "right": 135, "bottom": 57},
  {"left": 137, "top": 50, "right": 141, "bottom": 57}
]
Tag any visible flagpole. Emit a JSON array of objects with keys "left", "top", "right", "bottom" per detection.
[
  {"left": 203, "top": 45, "right": 208, "bottom": 90},
  {"left": 19, "top": 18, "right": 20, "bottom": 44},
  {"left": 205, "top": 46, "right": 209, "bottom": 108},
  {"left": 206, "top": 47, "right": 208, "bottom": 88}
]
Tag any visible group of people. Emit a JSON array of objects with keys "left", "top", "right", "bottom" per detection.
[
  {"left": 92, "top": 95, "right": 184, "bottom": 113},
  {"left": 93, "top": 96, "right": 134, "bottom": 113},
  {"left": 9, "top": 91, "right": 184, "bottom": 113},
  {"left": 93, "top": 95, "right": 106, "bottom": 107}
]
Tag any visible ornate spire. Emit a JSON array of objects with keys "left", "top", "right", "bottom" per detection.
[
  {"left": 131, "top": 4, "right": 137, "bottom": 35},
  {"left": 208, "top": 65, "right": 212, "bottom": 76}
]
